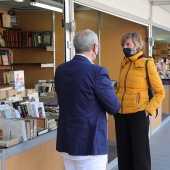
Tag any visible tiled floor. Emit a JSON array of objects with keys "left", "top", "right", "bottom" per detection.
[
  {"left": 108, "top": 143, "right": 117, "bottom": 163},
  {"left": 109, "top": 116, "right": 170, "bottom": 170}
]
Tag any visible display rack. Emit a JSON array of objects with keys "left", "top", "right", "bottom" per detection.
[{"left": 0, "top": 130, "right": 57, "bottom": 170}]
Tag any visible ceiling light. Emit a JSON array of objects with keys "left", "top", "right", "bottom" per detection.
[
  {"left": 14, "top": 0, "right": 24, "bottom": 2},
  {"left": 30, "top": 0, "right": 63, "bottom": 13}
]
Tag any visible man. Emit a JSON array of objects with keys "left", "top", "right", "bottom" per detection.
[{"left": 55, "top": 29, "right": 120, "bottom": 170}]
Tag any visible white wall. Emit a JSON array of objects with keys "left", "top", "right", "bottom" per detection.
[
  {"left": 74, "top": 0, "right": 170, "bottom": 31},
  {"left": 153, "top": 5, "right": 170, "bottom": 31}
]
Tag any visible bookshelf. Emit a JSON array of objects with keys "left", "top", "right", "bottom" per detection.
[
  {"left": 0, "top": 10, "right": 13, "bottom": 87},
  {"left": 11, "top": 11, "right": 55, "bottom": 88},
  {"left": 0, "top": 10, "right": 56, "bottom": 88}
]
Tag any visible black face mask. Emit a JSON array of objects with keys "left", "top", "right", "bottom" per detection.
[
  {"left": 123, "top": 48, "right": 137, "bottom": 58},
  {"left": 95, "top": 46, "right": 99, "bottom": 58}
]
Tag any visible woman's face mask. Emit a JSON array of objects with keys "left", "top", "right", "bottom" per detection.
[
  {"left": 123, "top": 48, "right": 137, "bottom": 58},
  {"left": 122, "top": 38, "right": 137, "bottom": 57}
]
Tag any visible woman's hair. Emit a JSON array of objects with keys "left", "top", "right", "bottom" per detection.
[
  {"left": 120, "top": 32, "right": 144, "bottom": 51},
  {"left": 73, "top": 29, "right": 98, "bottom": 53}
]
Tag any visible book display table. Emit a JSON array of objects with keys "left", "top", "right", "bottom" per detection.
[
  {"left": 162, "top": 79, "right": 170, "bottom": 115},
  {"left": 39, "top": 97, "right": 58, "bottom": 104},
  {"left": 0, "top": 130, "right": 64, "bottom": 170}
]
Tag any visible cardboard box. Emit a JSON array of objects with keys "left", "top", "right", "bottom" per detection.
[
  {"left": 0, "top": 91, "right": 6, "bottom": 99},
  {"left": 9, "top": 70, "right": 25, "bottom": 92},
  {"left": 6, "top": 89, "right": 17, "bottom": 97}
]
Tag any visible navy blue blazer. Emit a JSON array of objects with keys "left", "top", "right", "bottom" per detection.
[{"left": 55, "top": 55, "right": 120, "bottom": 156}]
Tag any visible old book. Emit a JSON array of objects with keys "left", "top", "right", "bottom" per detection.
[
  {"left": 27, "top": 92, "right": 39, "bottom": 102},
  {"left": 37, "top": 127, "right": 48, "bottom": 136},
  {"left": 1, "top": 54, "right": 9, "bottom": 65},
  {"left": 35, "top": 82, "right": 52, "bottom": 96},
  {"left": 0, "top": 49, "right": 11, "bottom": 64},
  {"left": 9, "top": 70, "right": 25, "bottom": 92},
  {"left": 33, "top": 118, "right": 37, "bottom": 138},
  {"left": 20, "top": 102, "right": 33, "bottom": 117},
  {"left": 0, "top": 105, "right": 17, "bottom": 119},
  {"left": 25, "top": 121, "right": 31, "bottom": 140},
  {"left": 31, "top": 102, "right": 46, "bottom": 117},
  {"left": 48, "top": 121, "right": 56, "bottom": 128},
  {"left": 41, "top": 31, "right": 52, "bottom": 46},
  {"left": 0, "top": 137, "right": 20, "bottom": 147},
  {"left": 24, "top": 119, "right": 34, "bottom": 139},
  {"left": 49, "top": 126, "right": 57, "bottom": 131},
  {"left": 0, "top": 118, "right": 27, "bottom": 142},
  {"left": 28, "top": 117, "right": 47, "bottom": 128}
]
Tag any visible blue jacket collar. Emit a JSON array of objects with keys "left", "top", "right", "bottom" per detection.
[{"left": 73, "top": 55, "right": 92, "bottom": 64}]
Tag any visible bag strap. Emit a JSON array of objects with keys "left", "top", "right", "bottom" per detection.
[{"left": 145, "top": 60, "right": 158, "bottom": 118}]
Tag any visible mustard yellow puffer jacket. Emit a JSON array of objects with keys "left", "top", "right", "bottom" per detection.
[{"left": 116, "top": 51, "right": 165, "bottom": 115}]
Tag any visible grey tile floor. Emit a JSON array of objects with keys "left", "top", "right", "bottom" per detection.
[
  {"left": 108, "top": 144, "right": 117, "bottom": 163},
  {"left": 110, "top": 116, "right": 170, "bottom": 170}
]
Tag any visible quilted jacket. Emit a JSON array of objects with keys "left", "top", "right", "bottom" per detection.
[{"left": 116, "top": 51, "right": 165, "bottom": 115}]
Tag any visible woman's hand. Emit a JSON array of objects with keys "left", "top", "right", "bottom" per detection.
[{"left": 145, "top": 110, "right": 149, "bottom": 117}]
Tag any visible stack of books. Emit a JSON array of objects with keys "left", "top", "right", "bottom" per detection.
[
  {"left": 47, "top": 118, "right": 57, "bottom": 131},
  {"left": 0, "top": 136, "right": 20, "bottom": 147}
]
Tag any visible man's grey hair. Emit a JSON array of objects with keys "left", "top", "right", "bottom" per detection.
[{"left": 73, "top": 29, "right": 98, "bottom": 53}]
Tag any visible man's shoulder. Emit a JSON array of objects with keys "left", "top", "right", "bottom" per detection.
[
  {"left": 89, "top": 64, "right": 107, "bottom": 71},
  {"left": 56, "top": 61, "right": 70, "bottom": 69}
]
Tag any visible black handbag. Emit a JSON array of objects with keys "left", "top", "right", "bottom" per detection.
[{"left": 145, "top": 60, "right": 158, "bottom": 118}]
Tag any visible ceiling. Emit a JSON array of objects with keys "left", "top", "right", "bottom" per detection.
[
  {"left": 0, "top": 0, "right": 39, "bottom": 11},
  {"left": 151, "top": 0, "right": 170, "bottom": 43},
  {"left": 1, "top": 0, "right": 170, "bottom": 43},
  {"left": 0, "top": 0, "right": 63, "bottom": 11}
]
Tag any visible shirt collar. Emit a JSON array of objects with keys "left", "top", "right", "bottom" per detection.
[{"left": 78, "top": 54, "right": 94, "bottom": 64}]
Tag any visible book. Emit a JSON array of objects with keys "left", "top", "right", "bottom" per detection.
[
  {"left": 0, "top": 49, "right": 11, "bottom": 64},
  {"left": 47, "top": 118, "right": 57, "bottom": 131},
  {"left": 28, "top": 117, "right": 48, "bottom": 128},
  {"left": 0, "top": 136, "right": 20, "bottom": 147},
  {"left": 47, "top": 118, "right": 55, "bottom": 124},
  {"left": 20, "top": 102, "right": 33, "bottom": 117},
  {"left": 48, "top": 121, "right": 57, "bottom": 129},
  {"left": 37, "top": 128, "right": 48, "bottom": 136},
  {"left": 35, "top": 82, "right": 52, "bottom": 96},
  {"left": 49, "top": 126, "right": 57, "bottom": 131},
  {"left": 33, "top": 118, "right": 37, "bottom": 138},
  {"left": 19, "top": 118, "right": 36, "bottom": 139},
  {"left": 1, "top": 54, "right": 9, "bottom": 65},
  {"left": 20, "top": 104, "right": 27, "bottom": 118},
  {"left": 41, "top": 31, "right": 52, "bottom": 46},
  {"left": 25, "top": 121, "right": 31, "bottom": 140},
  {"left": 31, "top": 102, "right": 46, "bottom": 117},
  {"left": 4, "top": 107, "right": 17, "bottom": 119},
  {"left": 0, "top": 118, "right": 27, "bottom": 142},
  {"left": 46, "top": 112, "right": 59, "bottom": 120},
  {"left": 27, "top": 92, "right": 39, "bottom": 102},
  {"left": 9, "top": 70, "right": 25, "bottom": 92}
]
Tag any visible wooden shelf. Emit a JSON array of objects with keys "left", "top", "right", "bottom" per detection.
[
  {"left": 0, "top": 65, "right": 12, "bottom": 69},
  {"left": 0, "top": 46, "right": 46, "bottom": 49},
  {"left": 0, "top": 83, "right": 10, "bottom": 88},
  {"left": 152, "top": 54, "right": 160, "bottom": 57},
  {"left": 0, "top": 26, "right": 20, "bottom": 30},
  {"left": 12, "top": 63, "right": 41, "bottom": 65}
]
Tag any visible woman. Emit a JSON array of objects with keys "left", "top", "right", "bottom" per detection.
[{"left": 115, "top": 32, "right": 165, "bottom": 170}]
